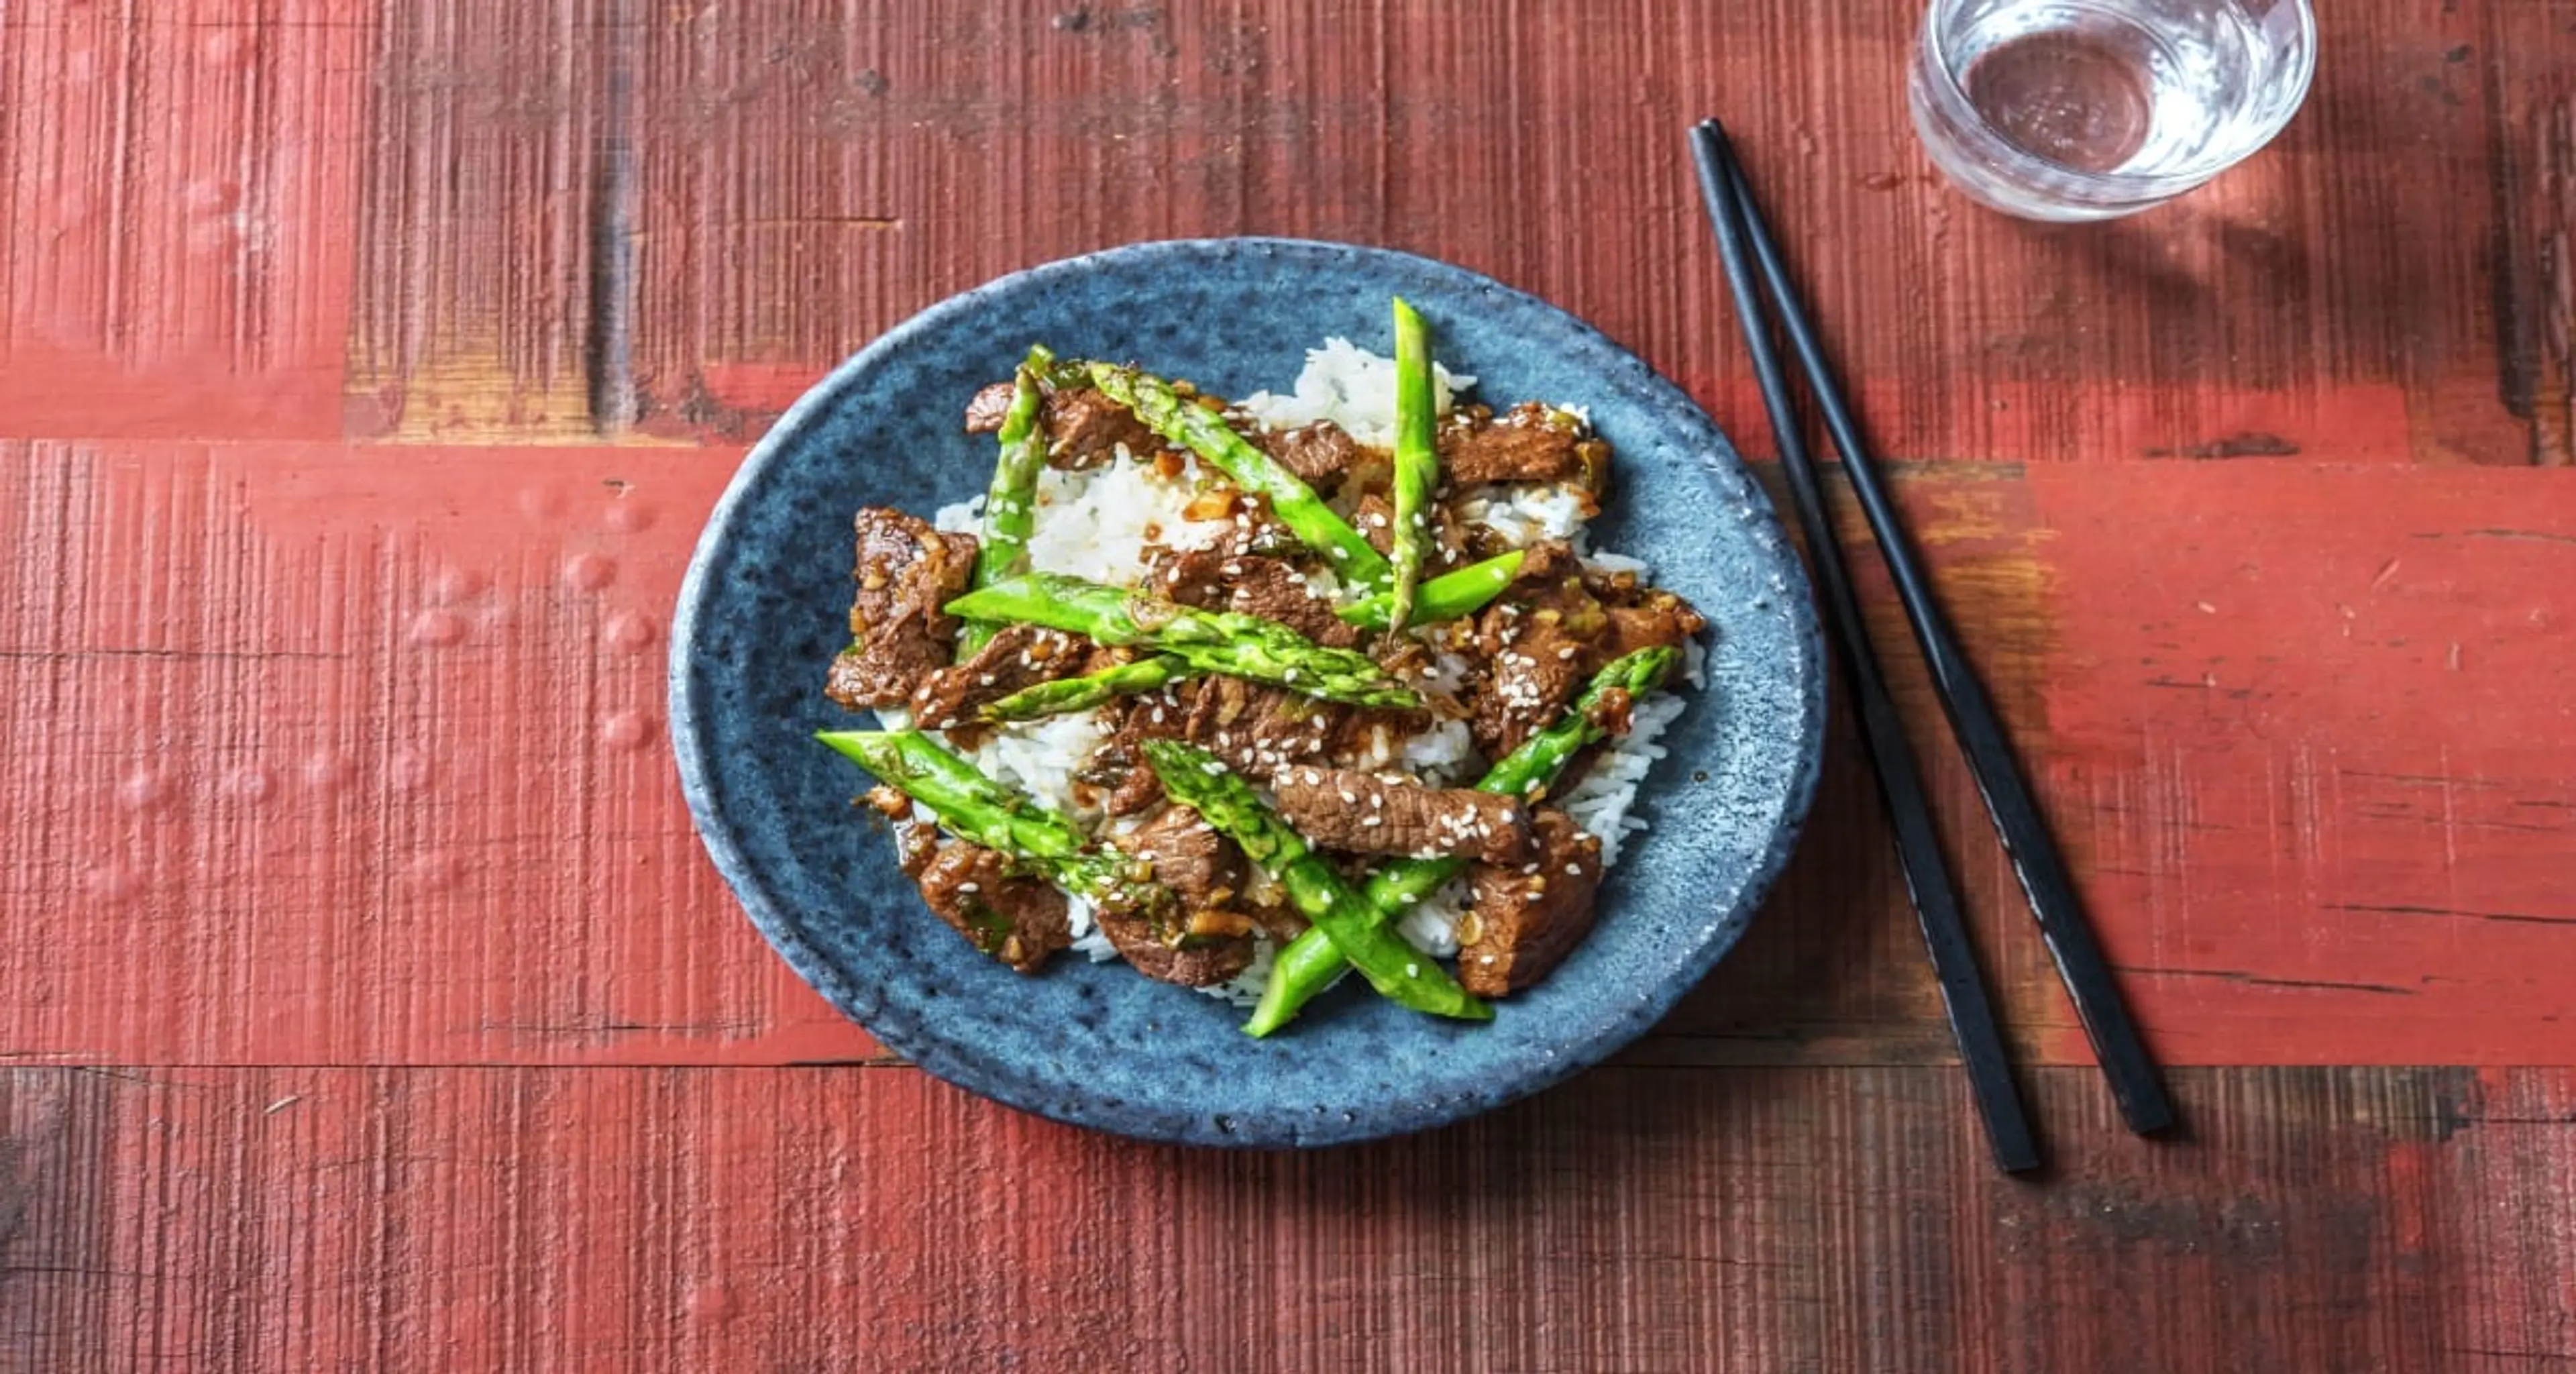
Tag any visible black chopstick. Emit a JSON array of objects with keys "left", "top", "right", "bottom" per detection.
[
  {"left": 1690, "top": 117, "right": 2178, "bottom": 1143},
  {"left": 1690, "top": 123, "right": 2041, "bottom": 1173}
]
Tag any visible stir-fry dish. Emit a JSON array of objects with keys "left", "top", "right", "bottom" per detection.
[{"left": 818, "top": 301, "right": 1707, "bottom": 1035}]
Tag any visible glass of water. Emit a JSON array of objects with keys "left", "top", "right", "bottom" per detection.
[{"left": 1909, "top": 0, "right": 2316, "bottom": 221}]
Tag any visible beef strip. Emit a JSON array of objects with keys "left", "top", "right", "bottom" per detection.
[
  {"left": 1350, "top": 491, "right": 1474, "bottom": 568},
  {"left": 1079, "top": 684, "right": 1197, "bottom": 816},
  {"left": 1108, "top": 806, "right": 1246, "bottom": 912},
  {"left": 1044, "top": 387, "right": 1161, "bottom": 468},
  {"left": 961, "top": 382, "right": 1162, "bottom": 470},
  {"left": 1603, "top": 597, "right": 1708, "bottom": 659},
  {"left": 906, "top": 623, "right": 1087, "bottom": 729},
  {"left": 1088, "top": 810, "right": 1260, "bottom": 988},
  {"left": 1185, "top": 674, "right": 1344, "bottom": 778},
  {"left": 1465, "top": 539, "right": 1706, "bottom": 755},
  {"left": 1090, "top": 905, "right": 1257, "bottom": 988},
  {"left": 1224, "top": 560, "right": 1361, "bottom": 649},
  {"left": 1269, "top": 765, "right": 1531, "bottom": 863},
  {"left": 1456, "top": 810, "right": 1603, "bottom": 996},
  {"left": 1248, "top": 420, "right": 1368, "bottom": 489},
  {"left": 1438, "top": 403, "right": 1585, "bottom": 485},
  {"left": 911, "top": 838, "right": 1071, "bottom": 975},
  {"left": 963, "top": 380, "right": 1016, "bottom": 433},
  {"left": 1468, "top": 592, "right": 1599, "bottom": 756},
  {"left": 1146, "top": 547, "right": 1360, "bottom": 649},
  {"left": 825, "top": 507, "right": 977, "bottom": 709}
]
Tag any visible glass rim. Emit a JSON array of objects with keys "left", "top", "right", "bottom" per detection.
[{"left": 1919, "top": 0, "right": 2319, "bottom": 199}]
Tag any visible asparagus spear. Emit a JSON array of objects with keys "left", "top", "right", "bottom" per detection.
[
  {"left": 1242, "top": 645, "right": 1679, "bottom": 1037},
  {"left": 981, "top": 654, "right": 1194, "bottom": 723},
  {"left": 1387, "top": 297, "right": 1437, "bottom": 635},
  {"left": 1068, "top": 360, "right": 1393, "bottom": 587},
  {"left": 1336, "top": 550, "right": 1525, "bottom": 633},
  {"left": 1141, "top": 739, "right": 1491, "bottom": 1023},
  {"left": 976, "top": 552, "right": 1523, "bottom": 723},
  {"left": 945, "top": 572, "right": 1419, "bottom": 709},
  {"left": 817, "top": 729, "right": 1169, "bottom": 916},
  {"left": 958, "top": 347, "right": 1055, "bottom": 655}
]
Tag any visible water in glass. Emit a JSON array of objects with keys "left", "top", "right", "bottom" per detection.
[{"left": 1911, "top": 0, "right": 2314, "bottom": 221}]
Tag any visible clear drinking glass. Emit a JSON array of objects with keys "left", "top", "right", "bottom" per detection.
[{"left": 1909, "top": 0, "right": 2316, "bottom": 221}]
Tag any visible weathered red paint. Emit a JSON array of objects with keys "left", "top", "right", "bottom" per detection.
[{"left": 2, "top": 0, "right": 2571, "bottom": 1367}]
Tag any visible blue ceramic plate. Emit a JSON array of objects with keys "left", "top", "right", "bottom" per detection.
[{"left": 671, "top": 239, "right": 1824, "bottom": 1147}]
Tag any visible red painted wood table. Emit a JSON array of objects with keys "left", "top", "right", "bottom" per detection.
[{"left": 5, "top": 3, "right": 2573, "bottom": 1370}]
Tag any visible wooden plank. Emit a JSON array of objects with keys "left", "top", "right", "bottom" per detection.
[
  {"left": 2, "top": 443, "right": 2570, "bottom": 1069},
  {"left": 2, "top": 1065, "right": 2569, "bottom": 1371},
  {"left": 330, "top": 0, "right": 2569, "bottom": 463},
  {"left": 0, "top": 0, "right": 369, "bottom": 441}
]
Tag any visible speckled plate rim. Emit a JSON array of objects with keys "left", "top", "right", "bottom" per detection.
[{"left": 670, "top": 237, "right": 1826, "bottom": 1147}]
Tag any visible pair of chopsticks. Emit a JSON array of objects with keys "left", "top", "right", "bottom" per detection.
[{"left": 1688, "top": 118, "right": 2176, "bottom": 1173}]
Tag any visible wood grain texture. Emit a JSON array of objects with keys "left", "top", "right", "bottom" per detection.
[
  {"left": 2, "top": 444, "right": 2568, "bottom": 1069},
  {"left": 331, "top": 0, "right": 2576, "bottom": 465},
  {"left": 3, "top": 1065, "right": 2571, "bottom": 1373},
  {"left": 0, "top": 0, "right": 368, "bottom": 440},
  {"left": 4, "top": 1, "right": 2575, "bottom": 1368}
]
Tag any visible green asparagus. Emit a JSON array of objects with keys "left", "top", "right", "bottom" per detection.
[
  {"left": 958, "top": 346, "right": 1055, "bottom": 655},
  {"left": 1336, "top": 550, "right": 1525, "bottom": 633},
  {"left": 1242, "top": 645, "right": 1679, "bottom": 1037},
  {"left": 1387, "top": 297, "right": 1437, "bottom": 635},
  {"left": 1141, "top": 739, "right": 1491, "bottom": 1023},
  {"left": 816, "top": 729, "right": 1165, "bottom": 914},
  {"left": 945, "top": 572, "right": 1419, "bottom": 709},
  {"left": 981, "top": 653, "right": 1195, "bottom": 723},
  {"left": 1068, "top": 360, "right": 1393, "bottom": 587}
]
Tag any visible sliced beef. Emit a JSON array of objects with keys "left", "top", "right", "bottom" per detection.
[
  {"left": 963, "top": 380, "right": 1016, "bottom": 433},
  {"left": 1043, "top": 387, "right": 1161, "bottom": 468},
  {"left": 1224, "top": 560, "right": 1360, "bottom": 649},
  {"left": 1185, "top": 674, "right": 1344, "bottom": 778},
  {"left": 1351, "top": 492, "right": 1474, "bottom": 568},
  {"left": 1108, "top": 807, "right": 1246, "bottom": 912},
  {"left": 1249, "top": 420, "right": 1368, "bottom": 489},
  {"left": 1469, "top": 597, "right": 1597, "bottom": 757},
  {"left": 1604, "top": 596, "right": 1709, "bottom": 660},
  {"left": 1438, "top": 403, "right": 1591, "bottom": 486},
  {"left": 1352, "top": 492, "right": 1397, "bottom": 556},
  {"left": 961, "top": 382, "right": 1161, "bottom": 469},
  {"left": 1270, "top": 765, "right": 1531, "bottom": 863},
  {"left": 1146, "top": 548, "right": 1359, "bottom": 649},
  {"left": 906, "top": 623, "right": 1087, "bottom": 729},
  {"left": 1085, "top": 825, "right": 1259, "bottom": 988},
  {"left": 1465, "top": 539, "right": 1705, "bottom": 755},
  {"left": 1456, "top": 810, "right": 1603, "bottom": 996},
  {"left": 825, "top": 507, "right": 977, "bottom": 709},
  {"left": 1079, "top": 685, "right": 1196, "bottom": 816},
  {"left": 912, "top": 839, "right": 1071, "bottom": 975},
  {"left": 1091, "top": 905, "right": 1256, "bottom": 988},
  {"left": 1142, "top": 545, "right": 1223, "bottom": 606}
]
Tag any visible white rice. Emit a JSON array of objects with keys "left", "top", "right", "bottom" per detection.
[
  {"left": 894, "top": 339, "right": 1702, "bottom": 994},
  {"left": 1558, "top": 691, "right": 1690, "bottom": 867},
  {"left": 1238, "top": 337, "right": 1474, "bottom": 447},
  {"left": 1399, "top": 718, "right": 1477, "bottom": 785},
  {"left": 1395, "top": 875, "right": 1474, "bottom": 958},
  {"left": 1455, "top": 482, "right": 1595, "bottom": 549},
  {"left": 967, "top": 709, "right": 1116, "bottom": 818}
]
